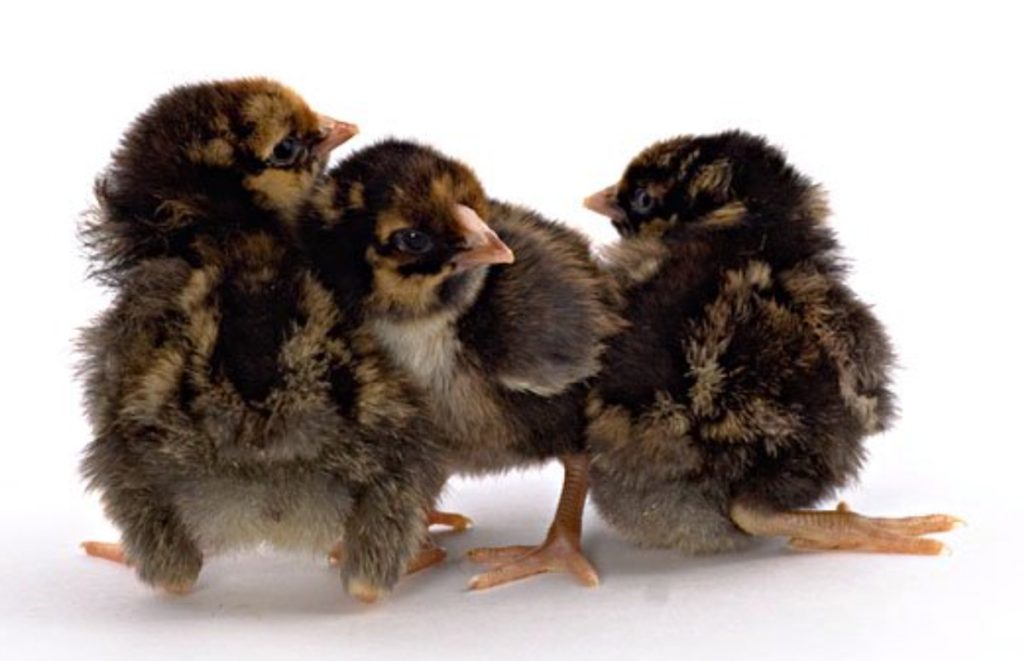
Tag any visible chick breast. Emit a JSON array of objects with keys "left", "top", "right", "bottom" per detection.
[{"left": 435, "top": 201, "right": 623, "bottom": 471}]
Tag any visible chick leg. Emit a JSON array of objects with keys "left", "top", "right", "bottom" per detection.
[
  {"left": 467, "top": 454, "right": 599, "bottom": 590},
  {"left": 730, "top": 500, "right": 963, "bottom": 555},
  {"left": 341, "top": 470, "right": 454, "bottom": 604}
]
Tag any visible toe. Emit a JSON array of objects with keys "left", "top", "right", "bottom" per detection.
[
  {"left": 429, "top": 510, "right": 474, "bottom": 532},
  {"left": 327, "top": 542, "right": 345, "bottom": 567},
  {"left": 862, "top": 514, "right": 964, "bottom": 536},
  {"left": 347, "top": 577, "right": 383, "bottom": 604},
  {"left": 566, "top": 552, "right": 600, "bottom": 587},
  {"left": 469, "top": 556, "right": 548, "bottom": 591},
  {"left": 82, "top": 541, "right": 127, "bottom": 565},
  {"left": 789, "top": 533, "right": 948, "bottom": 555},
  {"left": 466, "top": 545, "right": 535, "bottom": 564},
  {"left": 406, "top": 545, "right": 447, "bottom": 575},
  {"left": 159, "top": 580, "right": 195, "bottom": 596}
]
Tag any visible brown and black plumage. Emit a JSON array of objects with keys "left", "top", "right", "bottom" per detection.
[
  {"left": 584, "top": 130, "right": 959, "bottom": 555},
  {"left": 301, "top": 140, "right": 623, "bottom": 588},
  {"left": 79, "top": 79, "right": 449, "bottom": 602}
]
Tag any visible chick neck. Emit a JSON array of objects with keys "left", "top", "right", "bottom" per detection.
[{"left": 365, "top": 265, "right": 490, "bottom": 390}]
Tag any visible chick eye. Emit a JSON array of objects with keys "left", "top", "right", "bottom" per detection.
[
  {"left": 390, "top": 229, "right": 434, "bottom": 255},
  {"left": 631, "top": 188, "right": 655, "bottom": 215},
  {"left": 267, "top": 136, "right": 305, "bottom": 168}
]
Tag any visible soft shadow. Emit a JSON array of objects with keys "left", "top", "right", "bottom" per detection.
[
  {"left": 73, "top": 550, "right": 446, "bottom": 621},
  {"left": 584, "top": 526, "right": 794, "bottom": 578}
]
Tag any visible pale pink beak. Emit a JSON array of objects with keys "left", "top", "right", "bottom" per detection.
[
  {"left": 583, "top": 185, "right": 626, "bottom": 221},
  {"left": 451, "top": 204, "right": 514, "bottom": 271},
  {"left": 313, "top": 114, "right": 359, "bottom": 159}
]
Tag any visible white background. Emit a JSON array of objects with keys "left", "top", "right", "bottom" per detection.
[{"left": 1, "top": 1, "right": 1021, "bottom": 659}]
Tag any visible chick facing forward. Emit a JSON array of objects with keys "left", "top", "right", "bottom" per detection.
[
  {"left": 301, "top": 140, "right": 623, "bottom": 589},
  {"left": 583, "top": 131, "right": 960, "bottom": 556},
  {"left": 79, "top": 79, "right": 448, "bottom": 602}
]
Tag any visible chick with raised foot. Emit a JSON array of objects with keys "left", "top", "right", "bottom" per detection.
[
  {"left": 78, "top": 79, "right": 449, "bottom": 603},
  {"left": 583, "top": 131, "right": 960, "bottom": 557},
  {"left": 300, "top": 140, "right": 621, "bottom": 590}
]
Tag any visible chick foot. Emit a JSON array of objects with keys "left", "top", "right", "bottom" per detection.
[
  {"left": 467, "top": 528, "right": 599, "bottom": 590},
  {"left": 330, "top": 539, "right": 449, "bottom": 574},
  {"left": 467, "top": 454, "right": 599, "bottom": 590},
  {"left": 80, "top": 541, "right": 195, "bottom": 594},
  {"left": 730, "top": 500, "right": 963, "bottom": 555},
  {"left": 328, "top": 507, "right": 470, "bottom": 567},
  {"left": 344, "top": 541, "right": 449, "bottom": 605}
]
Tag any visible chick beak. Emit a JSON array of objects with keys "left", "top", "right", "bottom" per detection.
[
  {"left": 313, "top": 115, "right": 359, "bottom": 159},
  {"left": 583, "top": 185, "right": 626, "bottom": 221},
  {"left": 451, "top": 204, "right": 514, "bottom": 272}
]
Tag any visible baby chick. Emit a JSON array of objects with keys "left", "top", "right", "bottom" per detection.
[
  {"left": 79, "top": 79, "right": 449, "bottom": 602},
  {"left": 300, "top": 140, "right": 622, "bottom": 589},
  {"left": 583, "top": 131, "right": 959, "bottom": 556}
]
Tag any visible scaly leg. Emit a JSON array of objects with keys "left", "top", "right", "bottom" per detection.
[
  {"left": 467, "top": 454, "right": 599, "bottom": 590},
  {"left": 730, "top": 500, "right": 963, "bottom": 555}
]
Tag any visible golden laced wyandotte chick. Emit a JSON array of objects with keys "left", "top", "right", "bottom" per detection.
[
  {"left": 299, "top": 140, "right": 622, "bottom": 589},
  {"left": 78, "top": 79, "right": 455, "bottom": 603},
  {"left": 582, "top": 130, "right": 960, "bottom": 556}
]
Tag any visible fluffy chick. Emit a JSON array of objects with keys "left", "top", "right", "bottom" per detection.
[
  {"left": 301, "top": 140, "right": 622, "bottom": 588},
  {"left": 583, "top": 130, "right": 959, "bottom": 555},
  {"left": 79, "top": 79, "right": 447, "bottom": 602}
]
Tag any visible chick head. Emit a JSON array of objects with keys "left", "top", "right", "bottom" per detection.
[
  {"left": 307, "top": 140, "right": 514, "bottom": 321},
  {"left": 584, "top": 131, "right": 820, "bottom": 237},
  {"left": 104, "top": 78, "right": 356, "bottom": 233}
]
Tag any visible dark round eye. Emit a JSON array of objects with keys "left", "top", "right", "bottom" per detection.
[
  {"left": 390, "top": 228, "right": 434, "bottom": 255},
  {"left": 267, "top": 136, "right": 305, "bottom": 168},
  {"left": 631, "top": 188, "right": 655, "bottom": 215}
]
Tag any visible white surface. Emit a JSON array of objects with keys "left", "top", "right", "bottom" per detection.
[{"left": 1, "top": 2, "right": 1021, "bottom": 660}]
